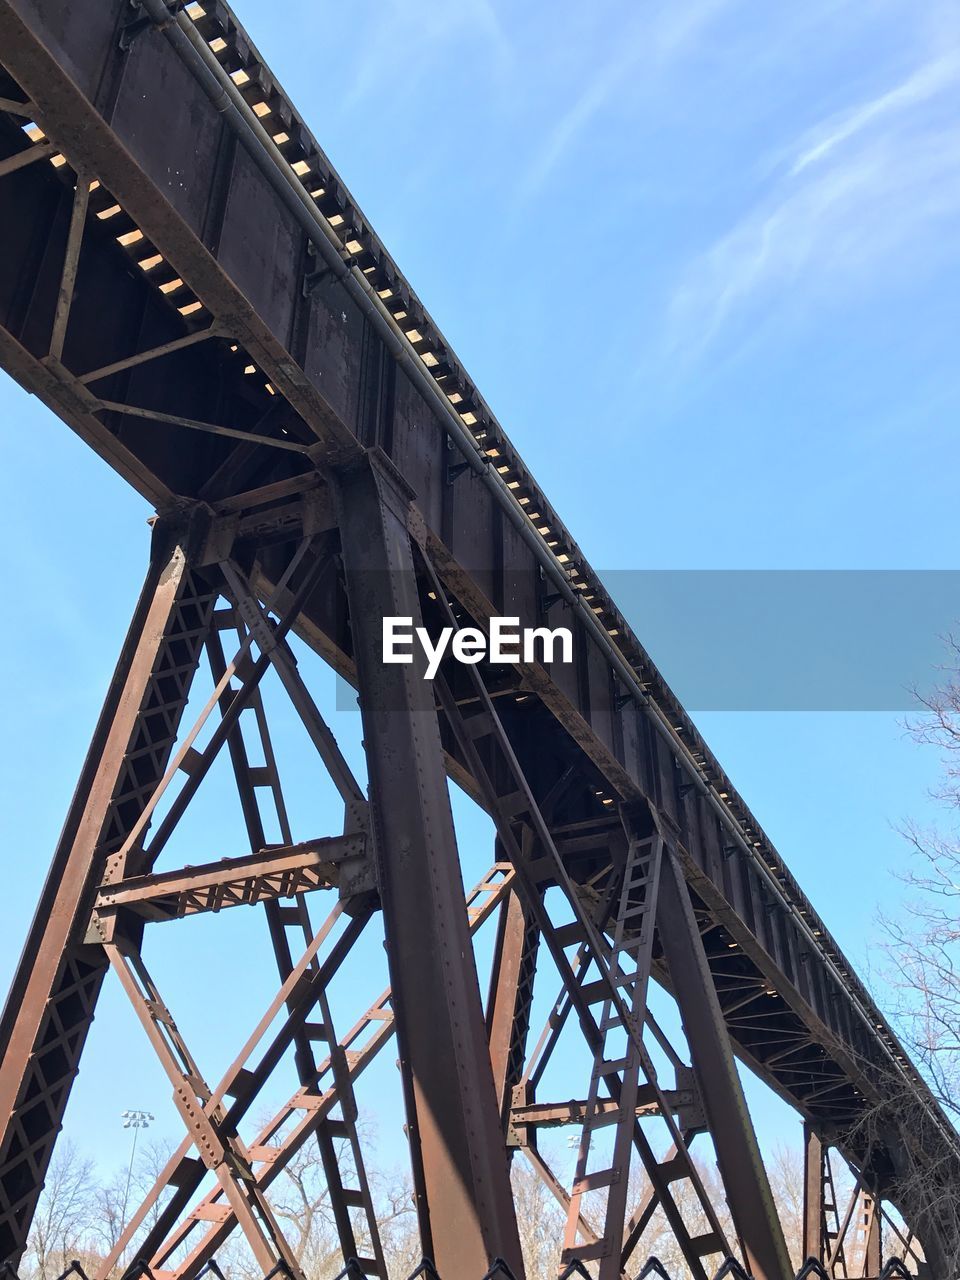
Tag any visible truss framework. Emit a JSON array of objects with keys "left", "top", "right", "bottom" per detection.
[
  {"left": 802, "top": 1126, "right": 925, "bottom": 1280},
  {"left": 0, "top": 18, "right": 951, "bottom": 1280},
  {"left": 0, "top": 435, "right": 878, "bottom": 1279}
]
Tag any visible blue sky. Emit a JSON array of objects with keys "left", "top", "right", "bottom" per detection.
[{"left": 1, "top": 0, "right": 958, "bottom": 1204}]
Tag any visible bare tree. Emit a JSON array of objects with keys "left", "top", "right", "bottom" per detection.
[
  {"left": 883, "top": 636, "right": 960, "bottom": 1122},
  {"left": 81, "top": 1137, "right": 177, "bottom": 1269},
  {"left": 208, "top": 1118, "right": 421, "bottom": 1280},
  {"left": 767, "top": 1144, "right": 804, "bottom": 1268},
  {"left": 871, "top": 635, "right": 960, "bottom": 1276},
  {"left": 23, "top": 1141, "right": 97, "bottom": 1280},
  {"left": 627, "top": 1156, "right": 735, "bottom": 1279},
  {"left": 264, "top": 1134, "right": 343, "bottom": 1276},
  {"left": 511, "top": 1152, "right": 567, "bottom": 1280},
  {"left": 15, "top": 1124, "right": 870, "bottom": 1279},
  {"left": 507, "top": 1142, "right": 739, "bottom": 1280},
  {"left": 375, "top": 1168, "right": 421, "bottom": 1279}
]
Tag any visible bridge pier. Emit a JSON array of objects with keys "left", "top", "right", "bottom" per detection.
[
  {"left": 334, "top": 452, "right": 525, "bottom": 1278},
  {"left": 0, "top": 520, "right": 216, "bottom": 1261}
]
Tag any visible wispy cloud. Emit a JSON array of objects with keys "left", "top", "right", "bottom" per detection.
[
  {"left": 338, "top": 0, "right": 514, "bottom": 116},
  {"left": 516, "top": 43, "right": 637, "bottom": 205},
  {"left": 790, "top": 50, "right": 960, "bottom": 177},
  {"left": 516, "top": 0, "right": 735, "bottom": 206},
  {"left": 666, "top": 46, "right": 960, "bottom": 363}
]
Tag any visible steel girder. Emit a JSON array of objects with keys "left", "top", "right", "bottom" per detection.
[
  {"left": 332, "top": 456, "right": 525, "bottom": 1277},
  {"left": 0, "top": 461, "right": 792, "bottom": 1277},
  {"left": 0, "top": 524, "right": 216, "bottom": 1254},
  {"left": 802, "top": 1126, "right": 924, "bottom": 1280},
  {"left": 0, "top": 454, "right": 928, "bottom": 1278},
  {"left": 0, "top": 0, "right": 956, "bottom": 1273}
]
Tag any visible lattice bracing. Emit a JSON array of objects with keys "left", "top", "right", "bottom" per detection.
[{"left": 0, "top": 6, "right": 957, "bottom": 1275}]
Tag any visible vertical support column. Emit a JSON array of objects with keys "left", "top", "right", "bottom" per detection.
[
  {"left": 863, "top": 1195, "right": 882, "bottom": 1278},
  {"left": 656, "top": 848, "right": 793, "bottom": 1280},
  {"left": 332, "top": 452, "right": 524, "bottom": 1279},
  {"left": 487, "top": 838, "right": 540, "bottom": 1133},
  {"left": 0, "top": 519, "right": 215, "bottom": 1260},
  {"left": 804, "top": 1124, "right": 827, "bottom": 1264}
]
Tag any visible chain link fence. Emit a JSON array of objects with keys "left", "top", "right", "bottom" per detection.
[{"left": 1, "top": 1253, "right": 918, "bottom": 1280}]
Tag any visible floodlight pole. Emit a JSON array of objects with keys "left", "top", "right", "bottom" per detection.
[{"left": 120, "top": 1110, "right": 153, "bottom": 1233}]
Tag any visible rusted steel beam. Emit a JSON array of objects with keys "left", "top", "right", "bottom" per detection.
[
  {"left": 422, "top": 550, "right": 731, "bottom": 1277},
  {"left": 803, "top": 1125, "right": 828, "bottom": 1266},
  {"left": 521, "top": 1146, "right": 601, "bottom": 1250},
  {"left": 510, "top": 1088, "right": 691, "bottom": 1128},
  {"left": 563, "top": 829, "right": 666, "bottom": 1278},
  {"left": 333, "top": 452, "right": 524, "bottom": 1278},
  {"left": 131, "top": 864, "right": 514, "bottom": 1275},
  {"left": 48, "top": 167, "right": 89, "bottom": 361},
  {"left": 105, "top": 941, "right": 305, "bottom": 1277},
  {"left": 656, "top": 848, "right": 792, "bottom": 1280},
  {"left": 91, "top": 834, "right": 365, "bottom": 921},
  {"left": 829, "top": 1177, "right": 865, "bottom": 1274},
  {"left": 486, "top": 849, "right": 540, "bottom": 1133},
  {"left": 862, "top": 1195, "right": 882, "bottom": 1279},
  {"left": 0, "top": 324, "right": 173, "bottom": 507},
  {"left": 100, "top": 904, "right": 364, "bottom": 1276},
  {"left": 77, "top": 322, "right": 222, "bottom": 383},
  {"left": 0, "top": 137, "right": 51, "bottom": 176},
  {"left": 134, "top": 540, "right": 326, "bottom": 867},
  {"left": 881, "top": 1207, "right": 924, "bottom": 1273},
  {"left": 211, "top": 472, "right": 326, "bottom": 516},
  {"left": 0, "top": 522, "right": 216, "bottom": 1261},
  {"left": 151, "top": 991, "right": 392, "bottom": 1275},
  {"left": 219, "top": 563, "right": 367, "bottom": 832},
  {"left": 430, "top": 721, "right": 724, "bottom": 1278},
  {"left": 96, "top": 398, "right": 313, "bottom": 453},
  {"left": 619, "top": 1131, "right": 702, "bottom": 1270},
  {"left": 205, "top": 599, "right": 385, "bottom": 1277},
  {"left": 0, "top": 95, "right": 34, "bottom": 117}
]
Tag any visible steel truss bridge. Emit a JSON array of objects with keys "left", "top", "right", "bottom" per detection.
[{"left": 0, "top": 2, "right": 957, "bottom": 1278}]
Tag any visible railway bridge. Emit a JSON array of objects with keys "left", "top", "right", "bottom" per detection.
[{"left": 0, "top": 2, "right": 957, "bottom": 1277}]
